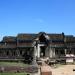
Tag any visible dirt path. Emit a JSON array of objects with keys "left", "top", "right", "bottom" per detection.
[
  {"left": 39, "top": 59, "right": 75, "bottom": 75},
  {"left": 51, "top": 65, "right": 75, "bottom": 75}
]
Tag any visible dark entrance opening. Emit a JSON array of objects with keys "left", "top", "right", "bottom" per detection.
[
  {"left": 39, "top": 33, "right": 49, "bottom": 45},
  {"left": 39, "top": 33, "right": 49, "bottom": 57},
  {"left": 40, "top": 46, "right": 46, "bottom": 57},
  {"left": 39, "top": 34, "right": 47, "bottom": 43}
]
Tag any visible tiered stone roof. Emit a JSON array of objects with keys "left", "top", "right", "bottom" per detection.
[{"left": 0, "top": 32, "right": 75, "bottom": 49}]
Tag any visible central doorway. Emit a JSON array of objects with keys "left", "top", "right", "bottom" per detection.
[
  {"left": 36, "top": 32, "right": 49, "bottom": 58},
  {"left": 40, "top": 46, "right": 46, "bottom": 57}
]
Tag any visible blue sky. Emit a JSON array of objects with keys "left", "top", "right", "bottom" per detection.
[{"left": 0, "top": 0, "right": 75, "bottom": 39}]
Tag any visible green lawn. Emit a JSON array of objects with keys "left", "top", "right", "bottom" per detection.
[
  {"left": 0, "top": 73, "right": 29, "bottom": 75},
  {"left": 0, "top": 62, "right": 28, "bottom": 67},
  {"left": 0, "top": 62, "right": 31, "bottom": 75}
]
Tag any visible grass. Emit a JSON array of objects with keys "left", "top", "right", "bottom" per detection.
[
  {"left": 0, "top": 73, "right": 29, "bottom": 75},
  {"left": 0, "top": 62, "right": 32, "bottom": 75},
  {"left": 0, "top": 62, "right": 28, "bottom": 67}
]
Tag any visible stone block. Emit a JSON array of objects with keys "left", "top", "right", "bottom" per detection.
[{"left": 40, "top": 66, "right": 52, "bottom": 75}]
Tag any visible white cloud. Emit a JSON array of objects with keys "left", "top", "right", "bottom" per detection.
[{"left": 35, "top": 18, "right": 44, "bottom": 23}]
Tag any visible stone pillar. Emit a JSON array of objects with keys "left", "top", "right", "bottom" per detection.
[
  {"left": 17, "top": 50, "right": 20, "bottom": 57},
  {"left": 65, "top": 49, "right": 67, "bottom": 55},
  {"left": 31, "top": 46, "right": 38, "bottom": 66},
  {"left": 34, "top": 46, "right": 37, "bottom": 57},
  {"left": 32, "top": 46, "right": 37, "bottom": 65},
  {"left": 49, "top": 47, "right": 53, "bottom": 58},
  {"left": 9, "top": 50, "right": 12, "bottom": 56},
  {"left": 53, "top": 48, "right": 55, "bottom": 58},
  {"left": 49, "top": 47, "right": 55, "bottom": 58},
  {"left": 45, "top": 47, "right": 49, "bottom": 57},
  {"left": 37, "top": 44, "right": 40, "bottom": 58}
]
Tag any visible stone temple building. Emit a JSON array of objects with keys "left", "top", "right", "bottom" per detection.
[{"left": 0, "top": 32, "right": 75, "bottom": 63}]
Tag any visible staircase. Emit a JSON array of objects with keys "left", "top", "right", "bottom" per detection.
[{"left": 39, "top": 58, "right": 52, "bottom": 75}]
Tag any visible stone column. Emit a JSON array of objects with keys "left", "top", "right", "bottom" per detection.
[
  {"left": 32, "top": 46, "right": 37, "bottom": 65},
  {"left": 53, "top": 48, "right": 55, "bottom": 58},
  {"left": 17, "top": 49, "right": 20, "bottom": 57},
  {"left": 34, "top": 46, "right": 37, "bottom": 57},
  {"left": 45, "top": 46, "right": 49, "bottom": 57},
  {"left": 49, "top": 47, "right": 53, "bottom": 58},
  {"left": 9, "top": 50, "right": 12, "bottom": 57},
  {"left": 34, "top": 46, "right": 37, "bottom": 61},
  {"left": 65, "top": 49, "right": 67, "bottom": 55},
  {"left": 49, "top": 47, "right": 55, "bottom": 58},
  {"left": 37, "top": 44, "right": 40, "bottom": 58}
]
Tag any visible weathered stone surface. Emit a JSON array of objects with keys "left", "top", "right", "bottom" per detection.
[{"left": 41, "top": 66, "right": 52, "bottom": 75}]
